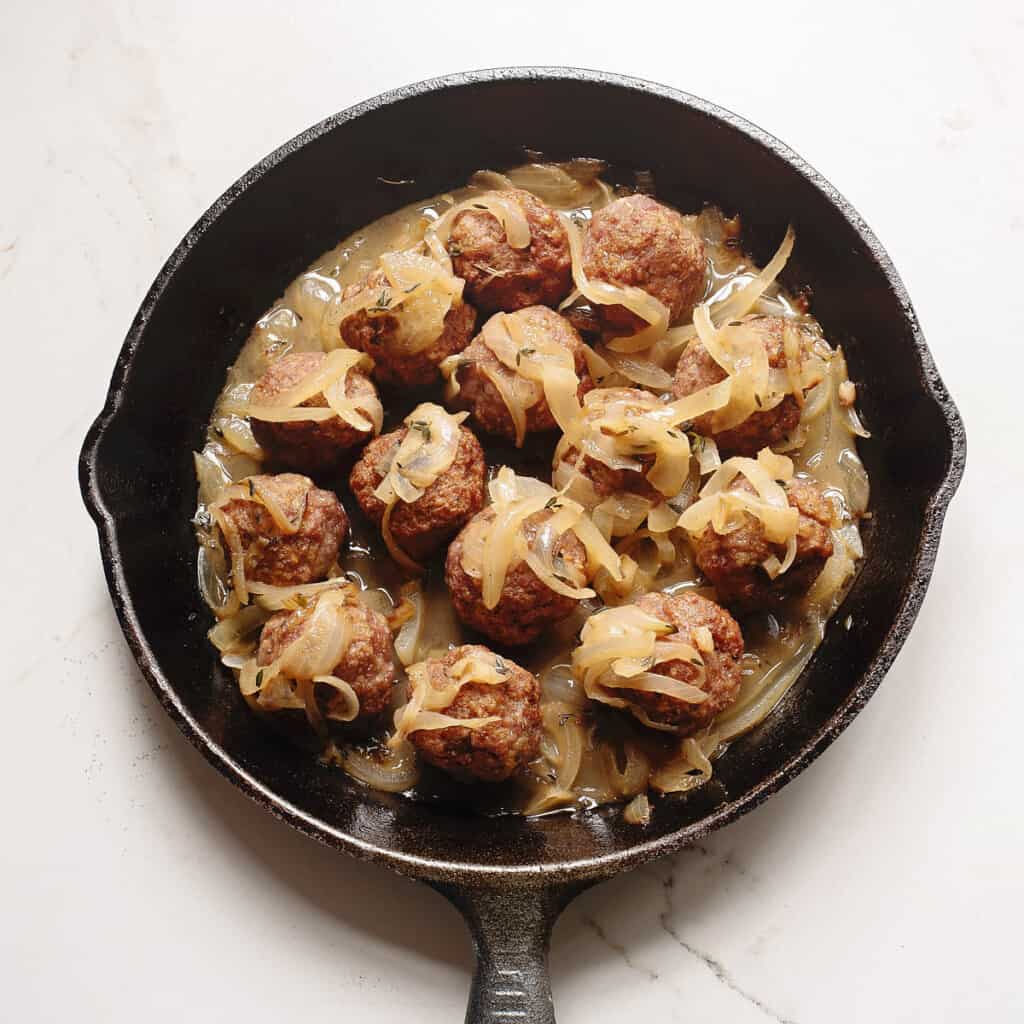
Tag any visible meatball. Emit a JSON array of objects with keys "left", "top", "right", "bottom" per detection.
[
  {"left": 672, "top": 315, "right": 802, "bottom": 456},
  {"left": 555, "top": 388, "right": 664, "bottom": 502},
  {"left": 448, "top": 188, "right": 572, "bottom": 313},
  {"left": 445, "top": 507, "right": 589, "bottom": 646},
  {"left": 624, "top": 591, "right": 744, "bottom": 735},
  {"left": 583, "top": 195, "right": 706, "bottom": 333},
  {"left": 339, "top": 268, "right": 477, "bottom": 388},
  {"left": 349, "top": 424, "right": 486, "bottom": 561},
  {"left": 249, "top": 352, "right": 379, "bottom": 473},
  {"left": 216, "top": 473, "right": 348, "bottom": 586},
  {"left": 408, "top": 645, "right": 541, "bottom": 782},
  {"left": 452, "top": 306, "right": 593, "bottom": 442},
  {"left": 257, "top": 595, "right": 395, "bottom": 720},
  {"left": 691, "top": 477, "right": 835, "bottom": 611}
]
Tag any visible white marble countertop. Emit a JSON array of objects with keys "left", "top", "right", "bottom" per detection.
[{"left": 3, "top": 1, "right": 1021, "bottom": 1020}]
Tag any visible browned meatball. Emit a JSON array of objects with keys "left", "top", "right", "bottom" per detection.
[
  {"left": 691, "top": 477, "right": 835, "bottom": 611},
  {"left": 445, "top": 507, "right": 588, "bottom": 646},
  {"left": 452, "top": 306, "right": 593, "bottom": 441},
  {"left": 409, "top": 645, "right": 541, "bottom": 782},
  {"left": 348, "top": 425, "right": 486, "bottom": 561},
  {"left": 556, "top": 388, "right": 663, "bottom": 501},
  {"left": 562, "top": 447, "right": 659, "bottom": 501},
  {"left": 216, "top": 473, "right": 347, "bottom": 586},
  {"left": 672, "top": 315, "right": 802, "bottom": 456},
  {"left": 339, "top": 269, "right": 477, "bottom": 388},
  {"left": 257, "top": 596, "right": 395, "bottom": 720},
  {"left": 624, "top": 591, "right": 744, "bottom": 735},
  {"left": 448, "top": 189, "right": 572, "bottom": 313},
  {"left": 249, "top": 352, "right": 379, "bottom": 473},
  {"left": 583, "top": 195, "right": 706, "bottom": 333}
]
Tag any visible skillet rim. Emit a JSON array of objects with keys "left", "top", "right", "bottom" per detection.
[{"left": 78, "top": 66, "right": 966, "bottom": 887}]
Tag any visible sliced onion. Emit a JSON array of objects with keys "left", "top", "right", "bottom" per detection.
[
  {"left": 708, "top": 225, "right": 795, "bottom": 325},
  {"left": 250, "top": 477, "right": 307, "bottom": 535},
  {"left": 393, "top": 582, "right": 423, "bottom": 667},
  {"left": 480, "top": 492, "right": 550, "bottom": 607},
  {"left": 597, "top": 347, "right": 674, "bottom": 390},
  {"left": 340, "top": 741, "right": 421, "bottom": 793},
  {"left": 207, "top": 604, "right": 267, "bottom": 654},
  {"left": 663, "top": 377, "right": 733, "bottom": 424},
  {"left": 481, "top": 363, "right": 529, "bottom": 448},
  {"left": 623, "top": 792, "right": 652, "bottom": 825},
  {"left": 606, "top": 742, "right": 652, "bottom": 799},
  {"left": 408, "top": 711, "right": 502, "bottom": 733},
  {"left": 313, "top": 675, "right": 360, "bottom": 722}
]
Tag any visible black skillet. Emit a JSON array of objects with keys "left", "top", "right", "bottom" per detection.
[{"left": 79, "top": 69, "right": 965, "bottom": 1022}]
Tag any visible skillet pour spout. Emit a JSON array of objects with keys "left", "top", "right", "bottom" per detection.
[{"left": 79, "top": 68, "right": 965, "bottom": 1023}]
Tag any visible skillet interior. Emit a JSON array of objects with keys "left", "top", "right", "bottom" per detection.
[{"left": 80, "top": 69, "right": 964, "bottom": 888}]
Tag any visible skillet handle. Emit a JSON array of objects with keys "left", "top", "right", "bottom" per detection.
[{"left": 431, "top": 880, "right": 590, "bottom": 1024}]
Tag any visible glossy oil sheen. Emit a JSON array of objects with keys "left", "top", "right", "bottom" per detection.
[{"left": 80, "top": 68, "right": 965, "bottom": 1022}]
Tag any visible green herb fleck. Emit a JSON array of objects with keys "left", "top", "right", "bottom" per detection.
[
  {"left": 255, "top": 669, "right": 264, "bottom": 687},
  {"left": 544, "top": 496, "right": 563, "bottom": 511},
  {"left": 494, "top": 655, "right": 510, "bottom": 675},
  {"left": 369, "top": 289, "right": 393, "bottom": 312},
  {"left": 754, "top": 393, "right": 763, "bottom": 408},
  {"left": 247, "top": 479, "right": 255, "bottom": 497},
  {"left": 516, "top": 347, "right": 536, "bottom": 367},
  {"left": 688, "top": 658, "right": 703, "bottom": 667},
  {"left": 409, "top": 420, "right": 432, "bottom": 442},
  {"left": 404, "top": 283, "right": 420, "bottom": 294}
]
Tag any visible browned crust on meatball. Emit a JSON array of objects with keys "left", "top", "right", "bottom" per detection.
[
  {"left": 449, "top": 189, "right": 572, "bottom": 313},
  {"left": 453, "top": 306, "right": 593, "bottom": 440},
  {"left": 445, "top": 508, "right": 588, "bottom": 646},
  {"left": 249, "top": 352, "right": 379, "bottom": 473},
  {"left": 339, "top": 269, "right": 477, "bottom": 389},
  {"left": 409, "top": 644, "right": 541, "bottom": 782},
  {"left": 348, "top": 426, "right": 487, "bottom": 560},
  {"left": 257, "top": 599, "right": 396, "bottom": 719},
  {"left": 672, "top": 315, "right": 802, "bottom": 456},
  {"left": 217, "top": 473, "right": 348, "bottom": 587},
  {"left": 583, "top": 195, "right": 706, "bottom": 332},
  {"left": 691, "top": 477, "right": 835, "bottom": 612},
  {"left": 622, "top": 591, "right": 744, "bottom": 735}
]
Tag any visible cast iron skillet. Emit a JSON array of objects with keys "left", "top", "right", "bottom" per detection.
[{"left": 79, "top": 68, "right": 965, "bottom": 1022}]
